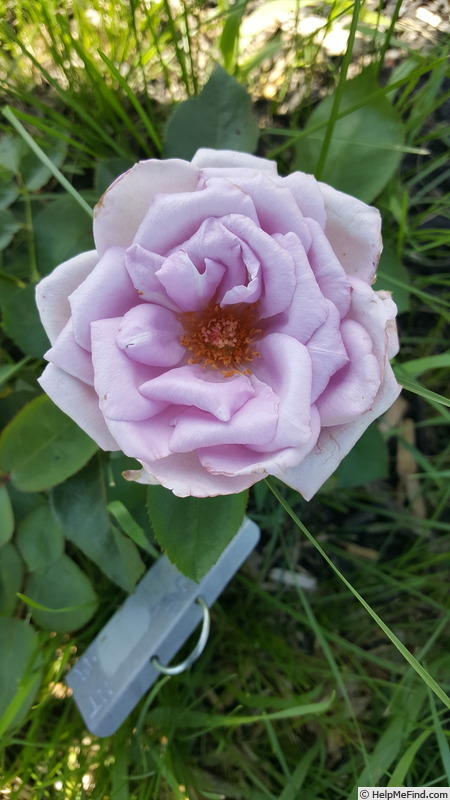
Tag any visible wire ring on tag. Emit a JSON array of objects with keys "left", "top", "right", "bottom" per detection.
[{"left": 150, "top": 596, "right": 210, "bottom": 676}]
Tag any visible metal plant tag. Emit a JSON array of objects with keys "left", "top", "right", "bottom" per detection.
[{"left": 66, "top": 517, "right": 260, "bottom": 736}]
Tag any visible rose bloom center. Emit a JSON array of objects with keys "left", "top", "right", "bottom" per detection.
[{"left": 179, "top": 301, "right": 262, "bottom": 377}]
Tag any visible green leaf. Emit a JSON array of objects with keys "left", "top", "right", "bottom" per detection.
[
  {"left": 0, "top": 274, "right": 22, "bottom": 309},
  {"left": 376, "top": 245, "right": 410, "bottom": 313},
  {"left": 51, "top": 458, "right": 145, "bottom": 591},
  {"left": 0, "top": 485, "right": 14, "bottom": 546},
  {"left": 0, "top": 357, "right": 30, "bottom": 390},
  {"left": 0, "top": 394, "right": 98, "bottom": 491},
  {"left": 17, "top": 504, "right": 64, "bottom": 571},
  {"left": 146, "top": 486, "right": 248, "bottom": 581},
  {"left": 395, "top": 352, "right": 450, "bottom": 379},
  {"left": 0, "top": 134, "right": 23, "bottom": 175},
  {"left": 25, "top": 554, "right": 98, "bottom": 632},
  {"left": 20, "top": 138, "right": 67, "bottom": 191},
  {"left": 165, "top": 66, "right": 259, "bottom": 161},
  {"left": 2, "top": 283, "right": 50, "bottom": 357},
  {"left": 34, "top": 195, "right": 94, "bottom": 275},
  {"left": 108, "top": 499, "right": 158, "bottom": 557},
  {"left": 0, "top": 174, "right": 19, "bottom": 210},
  {"left": 7, "top": 483, "right": 45, "bottom": 526},
  {"left": 295, "top": 67, "right": 405, "bottom": 203},
  {"left": 0, "top": 542, "right": 23, "bottom": 615},
  {"left": 335, "top": 423, "right": 388, "bottom": 489},
  {"left": 0, "top": 618, "right": 42, "bottom": 735},
  {"left": 0, "top": 208, "right": 21, "bottom": 249}
]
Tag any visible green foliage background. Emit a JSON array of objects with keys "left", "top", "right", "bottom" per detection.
[{"left": 0, "top": 0, "right": 449, "bottom": 797}]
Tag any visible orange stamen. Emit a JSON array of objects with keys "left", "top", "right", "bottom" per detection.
[{"left": 179, "top": 301, "right": 262, "bottom": 377}]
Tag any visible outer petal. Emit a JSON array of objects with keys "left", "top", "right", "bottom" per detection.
[
  {"left": 348, "top": 277, "right": 399, "bottom": 364},
  {"left": 199, "top": 406, "right": 321, "bottom": 478},
  {"left": 94, "top": 158, "right": 199, "bottom": 257},
  {"left": 316, "top": 319, "right": 381, "bottom": 427},
  {"left": 70, "top": 246, "right": 139, "bottom": 350},
  {"left": 125, "top": 452, "right": 259, "bottom": 497},
  {"left": 283, "top": 364, "right": 401, "bottom": 500},
  {"left": 305, "top": 219, "right": 351, "bottom": 318},
  {"left": 44, "top": 320, "right": 94, "bottom": 385},
  {"left": 35, "top": 251, "right": 98, "bottom": 345},
  {"left": 306, "top": 302, "right": 349, "bottom": 403},
  {"left": 281, "top": 172, "right": 327, "bottom": 229},
  {"left": 104, "top": 409, "right": 174, "bottom": 462},
  {"left": 192, "top": 148, "right": 278, "bottom": 173},
  {"left": 319, "top": 182, "right": 382, "bottom": 283},
  {"left": 38, "top": 364, "right": 119, "bottom": 451}
]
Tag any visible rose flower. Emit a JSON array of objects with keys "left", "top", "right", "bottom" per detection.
[{"left": 36, "top": 149, "right": 400, "bottom": 498}]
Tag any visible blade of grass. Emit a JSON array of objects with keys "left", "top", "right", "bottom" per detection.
[
  {"left": 6, "top": 113, "right": 91, "bottom": 159},
  {"left": 387, "top": 728, "right": 432, "bottom": 786},
  {"left": 162, "top": 0, "right": 192, "bottom": 95},
  {"left": 265, "top": 478, "right": 450, "bottom": 711},
  {"left": 315, "top": 0, "right": 360, "bottom": 179},
  {"left": 98, "top": 51, "right": 162, "bottom": 152},
  {"left": 394, "top": 367, "right": 450, "bottom": 409},
  {"left": 375, "top": 0, "right": 403, "bottom": 78},
  {"left": 0, "top": 22, "right": 131, "bottom": 158},
  {"left": 427, "top": 686, "right": 450, "bottom": 783},
  {"left": 108, "top": 500, "right": 159, "bottom": 557},
  {"left": 267, "top": 57, "right": 447, "bottom": 158},
  {"left": 3, "top": 108, "right": 93, "bottom": 218},
  {"left": 278, "top": 742, "right": 321, "bottom": 800}
]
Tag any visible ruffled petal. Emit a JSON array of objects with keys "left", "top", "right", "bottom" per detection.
[
  {"left": 281, "top": 171, "right": 327, "bottom": 229},
  {"left": 125, "top": 244, "right": 174, "bottom": 308},
  {"left": 140, "top": 364, "right": 254, "bottom": 421},
  {"left": 283, "top": 364, "right": 401, "bottom": 500},
  {"left": 306, "top": 302, "right": 349, "bottom": 403},
  {"left": 316, "top": 319, "right": 381, "bottom": 426},
  {"left": 133, "top": 181, "right": 259, "bottom": 255},
  {"left": 38, "top": 364, "right": 119, "bottom": 451},
  {"left": 125, "top": 451, "right": 258, "bottom": 497},
  {"left": 169, "top": 381, "right": 279, "bottom": 452},
  {"left": 70, "top": 246, "right": 140, "bottom": 350},
  {"left": 44, "top": 320, "right": 94, "bottom": 385},
  {"left": 305, "top": 218, "right": 351, "bottom": 317},
  {"left": 94, "top": 158, "right": 199, "bottom": 257},
  {"left": 117, "top": 304, "right": 185, "bottom": 367},
  {"left": 102, "top": 409, "right": 174, "bottom": 462},
  {"left": 35, "top": 251, "right": 98, "bottom": 345},
  {"left": 348, "top": 277, "right": 399, "bottom": 364},
  {"left": 203, "top": 173, "right": 312, "bottom": 249},
  {"left": 158, "top": 252, "right": 225, "bottom": 311},
  {"left": 264, "top": 232, "right": 328, "bottom": 342},
  {"left": 91, "top": 318, "right": 166, "bottom": 421},
  {"left": 221, "top": 215, "right": 296, "bottom": 317},
  {"left": 320, "top": 182, "right": 382, "bottom": 283},
  {"left": 251, "top": 333, "right": 315, "bottom": 450},
  {"left": 198, "top": 405, "right": 321, "bottom": 478}
]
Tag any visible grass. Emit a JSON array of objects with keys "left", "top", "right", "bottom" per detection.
[{"left": 0, "top": 0, "right": 449, "bottom": 797}]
